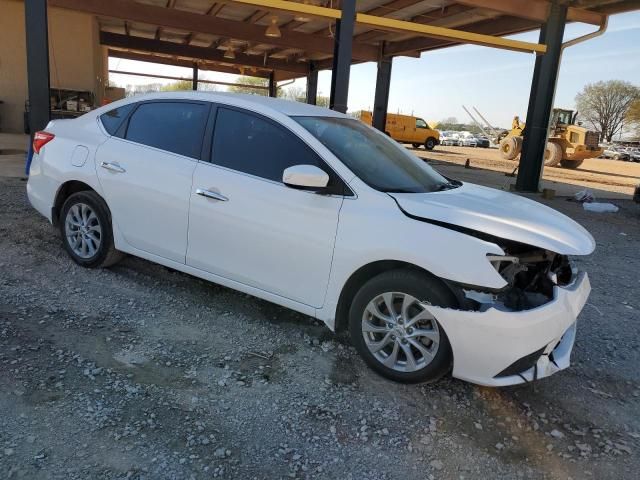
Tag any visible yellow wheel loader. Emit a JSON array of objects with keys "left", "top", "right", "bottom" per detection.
[{"left": 498, "top": 109, "right": 603, "bottom": 169}]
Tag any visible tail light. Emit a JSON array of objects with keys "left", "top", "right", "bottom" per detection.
[{"left": 33, "top": 131, "right": 55, "bottom": 154}]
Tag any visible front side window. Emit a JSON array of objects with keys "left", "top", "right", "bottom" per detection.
[
  {"left": 295, "top": 116, "right": 452, "bottom": 193},
  {"left": 211, "top": 107, "right": 334, "bottom": 185},
  {"left": 416, "top": 118, "right": 429, "bottom": 129},
  {"left": 100, "top": 104, "right": 135, "bottom": 136},
  {"left": 125, "top": 102, "right": 209, "bottom": 159}
]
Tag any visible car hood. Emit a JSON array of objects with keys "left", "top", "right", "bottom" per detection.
[{"left": 390, "top": 183, "right": 595, "bottom": 255}]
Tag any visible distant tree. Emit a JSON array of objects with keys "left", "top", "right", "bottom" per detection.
[
  {"left": 315, "top": 96, "right": 330, "bottom": 108},
  {"left": 275, "top": 84, "right": 329, "bottom": 107},
  {"left": 575, "top": 80, "right": 640, "bottom": 142},
  {"left": 228, "top": 76, "right": 269, "bottom": 95},
  {"left": 436, "top": 119, "right": 482, "bottom": 135},
  {"left": 197, "top": 82, "right": 219, "bottom": 92},
  {"left": 160, "top": 80, "right": 194, "bottom": 92},
  {"left": 125, "top": 82, "right": 165, "bottom": 97},
  {"left": 626, "top": 99, "right": 640, "bottom": 138},
  {"left": 280, "top": 85, "right": 306, "bottom": 102}
]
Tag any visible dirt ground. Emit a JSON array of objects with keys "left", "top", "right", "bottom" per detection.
[
  {"left": 411, "top": 145, "right": 640, "bottom": 197},
  {"left": 1, "top": 174, "right": 639, "bottom": 480}
]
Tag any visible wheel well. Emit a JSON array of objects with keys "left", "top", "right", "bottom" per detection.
[
  {"left": 333, "top": 260, "right": 454, "bottom": 333},
  {"left": 52, "top": 180, "right": 96, "bottom": 226}
]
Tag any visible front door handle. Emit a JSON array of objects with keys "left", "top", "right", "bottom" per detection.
[
  {"left": 100, "top": 161, "right": 126, "bottom": 173},
  {"left": 195, "top": 188, "right": 228, "bottom": 202}
]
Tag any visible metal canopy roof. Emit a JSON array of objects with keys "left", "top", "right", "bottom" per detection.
[{"left": 48, "top": 0, "right": 639, "bottom": 80}]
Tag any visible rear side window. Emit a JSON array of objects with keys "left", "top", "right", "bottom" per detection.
[
  {"left": 100, "top": 104, "right": 135, "bottom": 135},
  {"left": 211, "top": 107, "right": 323, "bottom": 183},
  {"left": 125, "top": 102, "right": 209, "bottom": 159}
]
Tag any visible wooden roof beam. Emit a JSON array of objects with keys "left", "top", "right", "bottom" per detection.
[
  {"left": 155, "top": 0, "right": 177, "bottom": 41},
  {"left": 231, "top": 0, "right": 545, "bottom": 54},
  {"left": 206, "top": 2, "right": 226, "bottom": 16},
  {"left": 101, "top": 32, "right": 310, "bottom": 74},
  {"left": 50, "top": 0, "right": 378, "bottom": 61},
  {"left": 357, "top": 10, "right": 546, "bottom": 54},
  {"left": 355, "top": 3, "right": 473, "bottom": 43},
  {"left": 383, "top": 15, "right": 538, "bottom": 56},
  {"left": 108, "top": 49, "right": 273, "bottom": 77},
  {"left": 454, "top": 0, "right": 604, "bottom": 26}
]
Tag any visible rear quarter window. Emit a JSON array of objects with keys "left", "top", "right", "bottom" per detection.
[
  {"left": 100, "top": 104, "right": 135, "bottom": 136},
  {"left": 124, "top": 102, "right": 210, "bottom": 159}
]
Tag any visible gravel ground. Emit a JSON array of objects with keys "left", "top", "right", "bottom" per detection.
[{"left": 1, "top": 175, "right": 639, "bottom": 480}]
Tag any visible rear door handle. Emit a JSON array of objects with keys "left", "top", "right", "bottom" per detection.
[
  {"left": 100, "top": 161, "right": 126, "bottom": 173},
  {"left": 195, "top": 188, "right": 228, "bottom": 202}
]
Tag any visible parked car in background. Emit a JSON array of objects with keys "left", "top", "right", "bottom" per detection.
[
  {"left": 623, "top": 147, "right": 640, "bottom": 162},
  {"left": 601, "top": 145, "right": 630, "bottom": 161},
  {"left": 27, "top": 92, "right": 595, "bottom": 387},
  {"left": 458, "top": 132, "right": 478, "bottom": 147},
  {"left": 440, "top": 131, "right": 461, "bottom": 146},
  {"left": 475, "top": 135, "right": 491, "bottom": 148}
]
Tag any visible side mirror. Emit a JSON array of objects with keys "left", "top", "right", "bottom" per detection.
[{"left": 283, "top": 164, "right": 329, "bottom": 191}]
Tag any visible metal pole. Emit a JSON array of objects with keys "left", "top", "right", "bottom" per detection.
[
  {"left": 462, "top": 105, "right": 492, "bottom": 140},
  {"left": 372, "top": 56, "right": 392, "bottom": 132},
  {"left": 306, "top": 62, "right": 318, "bottom": 105},
  {"left": 24, "top": 0, "right": 51, "bottom": 136},
  {"left": 516, "top": 3, "right": 567, "bottom": 192},
  {"left": 329, "top": 0, "right": 356, "bottom": 113},
  {"left": 268, "top": 72, "right": 277, "bottom": 97},
  {"left": 192, "top": 63, "right": 198, "bottom": 91},
  {"left": 473, "top": 106, "right": 500, "bottom": 140},
  {"left": 108, "top": 70, "right": 270, "bottom": 90}
]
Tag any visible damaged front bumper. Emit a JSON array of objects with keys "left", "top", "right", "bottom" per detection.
[{"left": 425, "top": 272, "right": 591, "bottom": 387}]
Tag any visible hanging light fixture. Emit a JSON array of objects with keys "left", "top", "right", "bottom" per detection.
[
  {"left": 265, "top": 16, "right": 282, "bottom": 38},
  {"left": 294, "top": 1, "right": 312, "bottom": 22},
  {"left": 224, "top": 47, "right": 236, "bottom": 60}
]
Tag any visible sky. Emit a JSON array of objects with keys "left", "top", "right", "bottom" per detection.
[{"left": 109, "top": 11, "right": 640, "bottom": 129}]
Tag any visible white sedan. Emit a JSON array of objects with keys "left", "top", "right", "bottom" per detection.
[{"left": 27, "top": 92, "right": 595, "bottom": 386}]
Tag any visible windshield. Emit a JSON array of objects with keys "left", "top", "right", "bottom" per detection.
[
  {"left": 555, "top": 110, "right": 573, "bottom": 125},
  {"left": 294, "top": 116, "right": 453, "bottom": 193}
]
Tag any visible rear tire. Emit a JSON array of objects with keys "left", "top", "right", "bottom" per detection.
[
  {"left": 348, "top": 269, "right": 455, "bottom": 384},
  {"left": 560, "top": 159, "right": 584, "bottom": 169},
  {"left": 425, "top": 138, "right": 436, "bottom": 150},
  {"left": 59, "top": 191, "right": 124, "bottom": 268},
  {"left": 412, "top": 143, "right": 421, "bottom": 149},
  {"left": 499, "top": 136, "right": 522, "bottom": 160},
  {"left": 544, "top": 142, "right": 563, "bottom": 167}
]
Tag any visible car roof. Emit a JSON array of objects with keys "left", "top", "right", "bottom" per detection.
[{"left": 104, "top": 91, "right": 347, "bottom": 119}]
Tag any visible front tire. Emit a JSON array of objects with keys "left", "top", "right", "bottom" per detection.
[
  {"left": 544, "top": 142, "right": 563, "bottom": 167},
  {"left": 59, "top": 191, "right": 123, "bottom": 268},
  {"left": 348, "top": 269, "right": 455, "bottom": 383},
  {"left": 499, "top": 136, "right": 522, "bottom": 160},
  {"left": 425, "top": 138, "right": 436, "bottom": 150}
]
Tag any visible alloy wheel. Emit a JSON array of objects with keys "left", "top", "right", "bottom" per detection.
[
  {"left": 361, "top": 292, "right": 440, "bottom": 373},
  {"left": 64, "top": 202, "right": 102, "bottom": 259}
]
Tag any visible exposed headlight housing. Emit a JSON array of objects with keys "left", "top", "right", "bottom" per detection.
[{"left": 485, "top": 249, "right": 573, "bottom": 310}]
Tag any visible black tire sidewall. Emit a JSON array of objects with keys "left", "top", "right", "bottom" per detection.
[
  {"left": 425, "top": 138, "right": 436, "bottom": 150},
  {"left": 348, "top": 269, "right": 455, "bottom": 383},
  {"left": 59, "top": 191, "right": 115, "bottom": 268}
]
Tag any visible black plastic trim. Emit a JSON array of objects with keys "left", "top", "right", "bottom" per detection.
[{"left": 495, "top": 346, "right": 546, "bottom": 378}]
